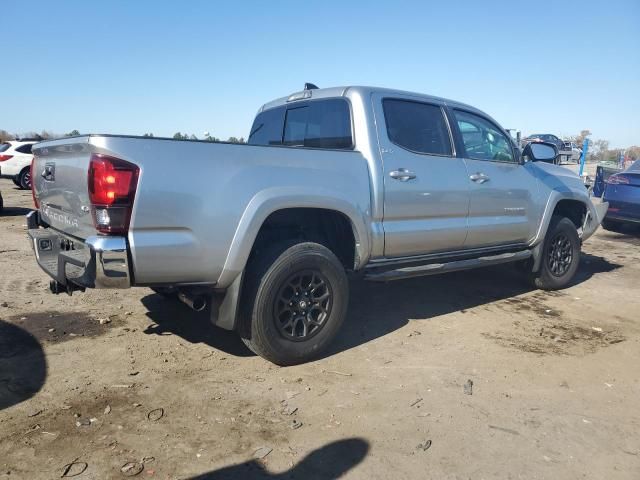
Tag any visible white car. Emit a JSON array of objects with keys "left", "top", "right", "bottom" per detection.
[{"left": 0, "top": 140, "right": 37, "bottom": 189}]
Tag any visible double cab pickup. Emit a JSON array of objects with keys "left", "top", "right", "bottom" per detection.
[{"left": 27, "top": 85, "right": 607, "bottom": 364}]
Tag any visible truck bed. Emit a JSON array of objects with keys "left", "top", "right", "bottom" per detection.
[{"left": 32, "top": 135, "right": 371, "bottom": 287}]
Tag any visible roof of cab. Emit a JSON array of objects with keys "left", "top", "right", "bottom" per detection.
[{"left": 259, "top": 85, "right": 482, "bottom": 116}]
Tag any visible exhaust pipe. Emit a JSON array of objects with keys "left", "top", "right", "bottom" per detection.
[{"left": 178, "top": 291, "right": 208, "bottom": 312}]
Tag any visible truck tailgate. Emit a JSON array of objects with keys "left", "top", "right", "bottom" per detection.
[{"left": 32, "top": 137, "right": 97, "bottom": 239}]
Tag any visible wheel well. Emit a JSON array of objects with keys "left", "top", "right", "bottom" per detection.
[
  {"left": 553, "top": 200, "right": 586, "bottom": 229},
  {"left": 251, "top": 208, "right": 357, "bottom": 269}
]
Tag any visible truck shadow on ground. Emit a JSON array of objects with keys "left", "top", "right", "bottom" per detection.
[
  {"left": 0, "top": 205, "right": 32, "bottom": 217},
  {"left": 140, "top": 253, "right": 620, "bottom": 360},
  {"left": 141, "top": 295, "right": 253, "bottom": 357},
  {"left": 187, "top": 438, "right": 369, "bottom": 480},
  {"left": 0, "top": 320, "right": 47, "bottom": 411}
]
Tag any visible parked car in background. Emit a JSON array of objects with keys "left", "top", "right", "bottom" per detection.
[
  {"left": 522, "top": 133, "right": 565, "bottom": 152},
  {"left": 0, "top": 140, "right": 37, "bottom": 189},
  {"left": 563, "top": 141, "right": 583, "bottom": 162},
  {"left": 602, "top": 159, "right": 640, "bottom": 232},
  {"left": 26, "top": 85, "right": 607, "bottom": 365}
]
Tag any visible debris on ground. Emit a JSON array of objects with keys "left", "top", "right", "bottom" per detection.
[
  {"left": 98, "top": 317, "right": 111, "bottom": 325},
  {"left": 290, "top": 419, "right": 303, "bottom": 430},
  {"left": 121, "top": 461, "right": 144, "bottom": 476},
  {"left": 410, "top": 398, "right": 423, "bottom": 407},
  {"left": 321, "top": 369, "right": 352, "bottom": 377},
  {"left": 416, "top": 440, "right": 432, "bottom": 451},
  {"left": 463, "top": 379, "right": 473, "bottom": 395},
  {"left": 253, "top": 446, "right": 273, "bottom": 459},
  {"left": 61, "top": 460, "right": 88, "bottom": 477},
  {"left": 75, "top": 418, "right": 91, "bottom": 427},
  {"left": 104, "top": 405, "right": 111, "bottom": 415},
  {"left": 27, "top": 409, "right": 43, "bottom": 417},
  {"left": 281, "top": 404, "right": 298, "bottom": 416},
  {"left": 147, "top": 408, "right": 164, "bottom": 422}
]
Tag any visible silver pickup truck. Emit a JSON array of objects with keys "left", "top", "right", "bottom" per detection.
[{"left": 27, "top": 85, "right": 607, "bottom": 365}]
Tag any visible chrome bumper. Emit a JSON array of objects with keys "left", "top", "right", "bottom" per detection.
[{"left": 26, "top": 211, "right": 131, "bottom": 290}]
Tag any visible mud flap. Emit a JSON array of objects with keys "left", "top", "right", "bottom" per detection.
[{"left": 210, "top": 271, "right": 244, "bottom": 331}]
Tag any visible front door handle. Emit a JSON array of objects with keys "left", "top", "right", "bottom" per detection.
[
  {"left": 469, "top": 172, "right": 490, "bottom": 184},
  {"left": 389, "top": 168, "right": 416, "bottom": 182}
]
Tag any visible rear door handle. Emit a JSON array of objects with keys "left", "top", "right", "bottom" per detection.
[
  {"left": 469, "top": 172, "right": 490, "bottom": 184},
  {"left": 389, "top": 168, "right": 416, "bottom": 181}
]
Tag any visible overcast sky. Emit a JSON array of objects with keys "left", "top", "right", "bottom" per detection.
[{"left": 3, "top": 0, "right": 639, "bottom": 147}]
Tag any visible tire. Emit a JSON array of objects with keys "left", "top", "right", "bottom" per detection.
[
  {"left": 239, "top": 241, "right": 349, "bottom": 366},
  {"left": 601, "top": 218, "right": 625, "bottom": 233},
  {"left": 17, "top": 168, "right": 31, "bottom": 190},
  {"left": 0, "top": 192, "right": 3, "bottom": 213},
  {"left": 531, "top": 216, "right": 580, "bottom": 290}
]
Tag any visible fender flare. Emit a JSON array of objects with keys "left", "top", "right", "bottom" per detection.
[
  {"left": 216, "top": 187, "right": 371, "bottom": 289},
  {"left": 530, "top": 192, "right": 596, "bottom": 272}
]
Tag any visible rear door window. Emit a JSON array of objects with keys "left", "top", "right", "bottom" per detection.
[{"left": 382, "top": 99, "right": 452, "bottom": 156}]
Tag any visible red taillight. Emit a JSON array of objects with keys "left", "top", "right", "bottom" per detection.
[
  {"left": 30, "top": 157, "right": 39, "bottom": 209},
  {"left": 88, "top": 153, "right": 139, "bottom": 234},
  {"left": 0, "top": 155, "right": 13, "bottom": 162},
  {"left": 606, "top": 175, "right": 629, "bottom": 185}
]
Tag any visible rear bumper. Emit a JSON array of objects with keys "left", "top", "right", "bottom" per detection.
[{"left": 26, "top": 211, "right": 131, "bottom": 290}]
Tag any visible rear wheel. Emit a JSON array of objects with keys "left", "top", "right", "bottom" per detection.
[
  {"left": 239, "top": 241, "right": 348, "bottom": 366},
  {"left": 531, "top": 216, "right": 580, "bottom": 290},
  {"left": 17, "top": 167, "right": 31, "bottom": 190}
]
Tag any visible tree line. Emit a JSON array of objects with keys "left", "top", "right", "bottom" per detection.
[
  {"left": 565, "top": 130, "right": 639, "bottom": 163},
  {"left": 0, "top": 129, "right": 245, "bottom": 144},
  {"left": 1, "top": 127, "right": 636, "bottom": 162}
]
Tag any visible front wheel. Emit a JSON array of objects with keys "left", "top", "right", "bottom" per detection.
[
  {"left": 239, "top": 241, "right": 349, "bottom": 366},
  {"left": 531, "top": 216, "right": 581, "bottom": 290}
]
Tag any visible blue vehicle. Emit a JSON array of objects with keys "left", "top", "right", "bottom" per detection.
[{"left": 602, "top": 159, "right": 640, "bottom": 232}]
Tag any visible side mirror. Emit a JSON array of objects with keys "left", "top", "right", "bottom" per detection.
[{"left": 522, "top": 141, "right": 558, "bottom": 163}]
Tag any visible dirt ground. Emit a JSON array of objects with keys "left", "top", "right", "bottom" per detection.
[{"left": 1, "top": 178, "right": 639, "bottom": 479}]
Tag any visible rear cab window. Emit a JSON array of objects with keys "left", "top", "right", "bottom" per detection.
[
  {"left": 0, "top": 143, "right": 11, "bottom": 153},
  {"left": 249, "top": 98, "right": 353, "bottom": 150}
]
